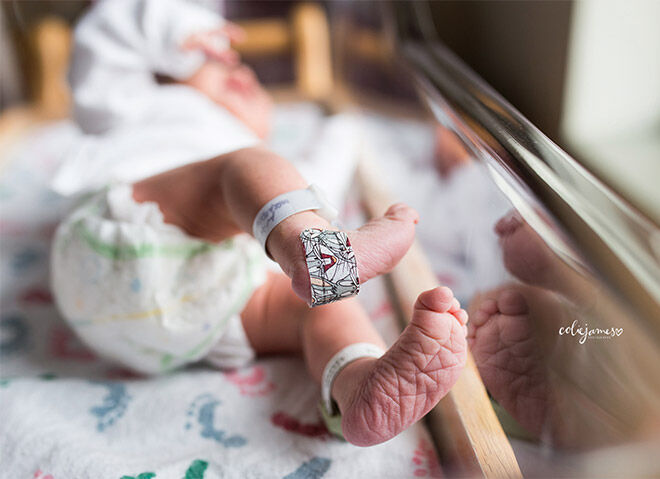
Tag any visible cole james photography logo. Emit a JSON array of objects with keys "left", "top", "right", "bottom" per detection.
[{"left": 558, "top": 320, "right": 624, "bottom": 344}]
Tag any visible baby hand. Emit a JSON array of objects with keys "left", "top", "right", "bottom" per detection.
[{"left": 181, "top": 22, "right": 246, "bottom": 65}]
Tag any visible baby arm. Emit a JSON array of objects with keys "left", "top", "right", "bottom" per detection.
[{"left": 132, "top": 146, "right": 419, "bottom": 304}]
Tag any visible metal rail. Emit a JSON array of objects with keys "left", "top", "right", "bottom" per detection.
[{"left": 386, "top": 1, "right": 660, "bottom": 330}]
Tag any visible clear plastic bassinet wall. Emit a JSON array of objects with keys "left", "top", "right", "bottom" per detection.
[{"left": 328, "top": 1, "right": 660, "bottom": 477}]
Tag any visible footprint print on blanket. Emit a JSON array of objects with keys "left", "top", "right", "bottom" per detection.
[
  {"left": 271, "top": 411, "right": 331, "bottom": 439},
  {"left": 89, "top": 381, "right": 131, "bottom": 431},
  {"left": 183, "top": 459, "right": 209, "bottom": 479},
  {"left": 19, "top": 286, "right": 53, "bottom": 305},
  {"left": 49, "top": 325, "right": 96, "bottom": 361},
  {"left": 283, "top": 457, "right": 331, "bottom": 479},
  {"left": 33, "top": 470, "right": 55, "bottom": 479},
  {"left": 1, "top": 373, "right": 56, "bottom": 389},
  {"left": 185, "top": 393, "right": 246, "bottom": 447},
  {"left": 411, "top": 438, "right": 442, "bottom": 478},
  {"left": 11, "top": 247, "right": 41, "bottom": 273},
  {"left": 120, "top": 473, "right": 155, "bottom": 479},
  {"left": 0, "top": 314, "right": 30, "bottom": 356},
  {"left": 223, "top": 366, "right": 275, "bottom": 396},
  {"left": 119, "top": 459, "right": 208, "bottom": 479}
]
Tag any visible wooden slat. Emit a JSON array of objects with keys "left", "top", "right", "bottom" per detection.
[
  {"left": 290, "top": 3, "right": 333, "bottom": 101},
  {"left": 234, "top": 19, "right": 291, "bottom": 56},
  {"left": 357, "top": 154, "right": 522, "bottom": 479},
  {"left": 30, "top": 18, "right": 71, "bottom": 119},
  {"left": 236, "top": 4, "right": 333, "bottom": 102}
]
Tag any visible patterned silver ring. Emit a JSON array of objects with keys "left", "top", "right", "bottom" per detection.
[{"left": 299, "top": 229, "right": 360, "bottom": 307}]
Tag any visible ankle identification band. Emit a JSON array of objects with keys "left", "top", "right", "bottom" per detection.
[
  {"left": 321, "top": 342, "right": 385, "bottom": 416},
  {"left": 252, "top": 185, "right": 338, "bottom": 252},
  {"left": 300, "top": 229, "right": 360, "bottom": 307}
]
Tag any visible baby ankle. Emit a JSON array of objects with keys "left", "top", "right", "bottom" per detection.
[{"left": 265, "top": 211, "right": 330, "bottom": 267}]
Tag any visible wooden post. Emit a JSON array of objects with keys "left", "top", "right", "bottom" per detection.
[
  {"left": 291, "top": 3, "right": 333, "bottom": 102},
  {"left": 30, "top": 18, "right": 71, "bottom": 119}
]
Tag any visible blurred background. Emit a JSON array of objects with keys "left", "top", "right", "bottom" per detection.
[
  {"left": 2, "top": 0, "right": 659, "bottom": 222},
  {"left": 1, "top": 1, "right": 659, "bottom": 478}
]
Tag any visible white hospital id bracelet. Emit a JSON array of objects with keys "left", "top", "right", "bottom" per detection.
[
  {"left": 252, "top": 184, "right": 339, "bottom": 253},
  {"left": 321, "top": 343, "right": 385, "bottom": 416}
]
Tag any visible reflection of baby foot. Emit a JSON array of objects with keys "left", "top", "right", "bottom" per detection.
[
  {"left": 270, "top": 204, "right": 419, "bottom": 304},
  {"left": 496, "top": 211, "right": 581, "bottom": 300},
  {"left": 334, "top": 287, "right": 468, "bottom": 446},
  {"left": 433, "top": 125, "right": 472, "bottom": 178},
  {"left": 224, "top": 366, "right": 275, "bottom": 396},
  {"left": 185, "top": 393, "right": 246, "bottom": 447},
  {"left": 468, "top": 288, "right": 550, "bottom": 438}
]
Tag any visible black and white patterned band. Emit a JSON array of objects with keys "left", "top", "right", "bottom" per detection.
[{"left": 300, "top": 229, "right": 360, "bottom": 307}]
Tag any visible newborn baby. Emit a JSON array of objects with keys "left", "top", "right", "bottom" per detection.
[{"left": 51, "top": 0, "right": 468, "bottom": 446}]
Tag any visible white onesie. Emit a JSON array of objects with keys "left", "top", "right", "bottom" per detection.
[
  {"left": 52, "top": 0, "right": 259, "bottom": 196},
  {"left": 51, "top": 0, "right": 266, "bottom": 374}
]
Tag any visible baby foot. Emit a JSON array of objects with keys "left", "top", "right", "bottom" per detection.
[
  {"left": 330, "top": 286, "right": 468, "bottom": 446},
  {"left": 467, "top": 288, "right": 549, "bottom": 438},
  {"left": 268, "top": 204, "right": 419, "bottom": 304}
]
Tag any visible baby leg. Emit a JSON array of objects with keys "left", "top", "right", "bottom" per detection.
[
  {"left": 133, "top": 147, "right": 419, "bottom": 303},
  {"left": 241, "top": 272, "right": 469, "bottom": 447}
]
